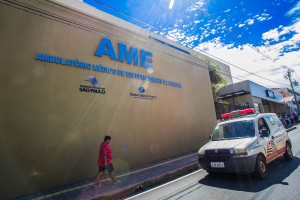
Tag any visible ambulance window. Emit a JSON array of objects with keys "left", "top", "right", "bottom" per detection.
[
  {"left": 266, "top": 115, "right": 276, "bottom": 125},
  {"left": 258, "top": 117, "right": 270, "bottom": 135},
  {"left": 273, "top": 115, "right": 285, "bottom": 130},
  {"left": 263, "top": 115, "right": 279, "bottom": 134}
]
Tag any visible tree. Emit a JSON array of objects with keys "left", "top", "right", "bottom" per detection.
[
  {"left": 203, "top": 57, "right": 227, "bottom": 102},
  {"left": 191, "top": 53, "right": 227, "bottom": 102}
]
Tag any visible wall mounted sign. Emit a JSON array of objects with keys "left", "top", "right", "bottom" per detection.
[
  {"left": 35, "top": 51, "right": 182, "bottom": 88},
  {"left": 130, "top": 86, "right": 157, "bottom": 100},
  {"left": 79, "top": 76, "right": 105, "bottom": 94},
  {"left": 95, "top": 38, "right": 154, "bottom": 69}
]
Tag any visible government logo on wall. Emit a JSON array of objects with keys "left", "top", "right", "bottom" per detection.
[
  {"left": 79, "top": 76, "right": 105, "bottom": 94},
  {"left": 130, "top": 86, "right": 156, "bottom": 100}
]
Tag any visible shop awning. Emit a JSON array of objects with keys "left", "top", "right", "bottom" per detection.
[{"left": 217, "top": 90, "right": 250, "bottom": 100}]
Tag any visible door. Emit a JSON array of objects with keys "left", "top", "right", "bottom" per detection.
[
  {"left": 263, "top": 115, "right": 280, "bottom": 163},
  {"left": 271, "top": 114, "right": 287, "bottom": 155}
]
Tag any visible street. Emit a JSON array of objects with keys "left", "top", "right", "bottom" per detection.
[{"left": 127, "top": 128, "right": 300, "bottom": 200}]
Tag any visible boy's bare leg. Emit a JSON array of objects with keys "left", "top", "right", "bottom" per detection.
[
  {"left": 95, "top": 171, "right": 105, "bottom": 186},
  {"left": 109, "top": 171, "right": 117, "bottom": 183}
]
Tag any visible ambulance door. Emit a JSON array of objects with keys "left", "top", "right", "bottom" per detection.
[
  {"left": 263, "top": 115, "right": 280, "bottom": 163},
  {"left": 271, "top": 114, "right": 287, "bottom": 154}
]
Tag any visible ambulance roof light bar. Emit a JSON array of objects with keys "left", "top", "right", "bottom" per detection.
[
  {"left": 239, "top": 108, "right": 255, "bottom": 115},
  {"left": 221, "top": 108, "right": 256, "bottom": 120}
]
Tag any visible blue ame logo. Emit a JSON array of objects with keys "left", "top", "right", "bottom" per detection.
[
  {"left": 85, "top": 76, "right": 100, "bottom": 87},
  {"left": 138, "top": 87, "right": 146, "bottom": 93}
]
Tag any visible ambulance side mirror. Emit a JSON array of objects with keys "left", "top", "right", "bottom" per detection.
[{"left": 208, "top": 135, "right": 212, "bottom": 140}]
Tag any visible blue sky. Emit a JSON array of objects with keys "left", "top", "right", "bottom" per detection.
[{"left": 83, "top": 0, "right": 300, "bottom": 89}]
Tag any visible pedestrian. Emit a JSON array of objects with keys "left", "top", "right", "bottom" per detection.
[
  {"left": 279, "top": 114, "right": 287, "bottom": 128},
  {"left": 293, "top": 112, "right": 299, "bottom": 123},
  {"left": 94, "top": 135, "right": 120, "bottom": 188},
  {"left": 289, "top": 113, "right": 294, "bottom": 124},
  {"left": 285, "top": 115, "right": 290, "bottom": 128}
]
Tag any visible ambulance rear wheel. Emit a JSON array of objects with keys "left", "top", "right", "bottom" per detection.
[
  {"left": 284, "top": 143, "right": 293, "bottom": 160},
  {"left": 254, "top": 155, "right": 268, "bottom": 179}
]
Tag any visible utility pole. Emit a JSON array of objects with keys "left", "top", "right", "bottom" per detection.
[{"left": 284, "top": 69, "right": 300, "bottom": 114}]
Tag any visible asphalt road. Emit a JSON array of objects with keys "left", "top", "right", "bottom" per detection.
[{"left": 127, "top": 128, "right": 300, "bottom": 200}]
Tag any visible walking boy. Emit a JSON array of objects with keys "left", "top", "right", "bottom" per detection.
[{"left": 94, "top": 135, "right": 119, "bottom": 188}]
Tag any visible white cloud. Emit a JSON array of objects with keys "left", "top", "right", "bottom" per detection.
[
  {"left": 182, "top": 35, "right": 199, "bottom": 45},
  {"left": 158, "top": 2, "right": 300, "bottom": 90},
  {"left": 254, "top": 13, "right": 272, "bottom": 22},
  {"left": 224, "top": 9, "right": 231, "bottom": 13},
  {"left": 287, "top": 1, "right": 300, "bottom": 16},
  {"left": 262, "top": 28, "right": 280, "bottom": 41},
  {"left": 262, "top": 20, "right": 300, "bottom": 42},
  {"left": 191, "top": 19, "right": 300, "bottom": 89},
  {"left": 193, "top": 42, "right": 292, "bottom": 88},
  {"left": 166, "top": 29, "right": 186, "bottom": 41},
  {"left": 186, "top": 0, "right": 205, "bottom": 12},
  {"left": 245, "top": 19, "right": 254, "bottom": 25}
]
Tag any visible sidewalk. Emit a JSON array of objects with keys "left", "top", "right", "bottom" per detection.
[
  {"left": 17, "top": 126, "right": 298, "bottom": 200},
  {"left": 287, "top": 124, "right": 299, "bottom": 132},
  {"left": 16, "top": 152, "right": 199, "bottom": 200}
]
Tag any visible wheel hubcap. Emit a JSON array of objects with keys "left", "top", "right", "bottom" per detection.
[{"left": 260, "top": 161, "right": 266, "bottom": 173}]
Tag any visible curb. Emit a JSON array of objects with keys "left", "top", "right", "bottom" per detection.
[
  {"left": 95, "top": 163, "right": 199, "bottom": 200},
  {"left": 287, "top": 126, "right": 297, "bottom": 132}
]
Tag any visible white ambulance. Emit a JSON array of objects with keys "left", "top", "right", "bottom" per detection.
[{"left": 198, "top": 108, "right": 293, "bottom": 179}]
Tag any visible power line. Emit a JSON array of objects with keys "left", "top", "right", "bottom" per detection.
[
  {"left": 185, "top": 0, "right": 295, "bottom": 72},
  {"left": 221, "top": 71, "right": 277, "bottom": 88},
  {"left": 284, "top": 70, "right": 300, "bottom": 112},
  {"left": 14, "top": 0, "right": 290, "bottom": 87},
  {"left": 87, "top": 0, "right": 297, "bottom": 90},
  {"left": 193, "top": 48, "right": 291, "bottom": 86}
]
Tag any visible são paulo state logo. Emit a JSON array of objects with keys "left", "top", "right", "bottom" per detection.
[{"left": 79, "top": 76, "right": 105, "bottom": 94}]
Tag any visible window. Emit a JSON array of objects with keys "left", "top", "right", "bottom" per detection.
[
  {"left": 266, "top": 90, "right": 276, "bottom": 99},
  {"left": 212, "top": 120, "right": 255, "bottom": 141},
  {"left": 258, "top": 117, "right": 270, "bottom": 136},
  {"left": 264, "top": 115, "right": 279, "bottom": 133},
  {"left": 272, "top": 115, "right": 285, "bottom": 130}
]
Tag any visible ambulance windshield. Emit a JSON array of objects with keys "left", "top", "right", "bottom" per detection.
[{"left": 212, "top": 120, "right": 255, "bottom": 141}]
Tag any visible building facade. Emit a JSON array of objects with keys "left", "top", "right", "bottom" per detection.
[
  {"left": 0, "top": 0, "right": 231, "bottom": 198},
  {"left": 273, "top": 88, "right": 300, "bottom": 113},
  {"left": 218, "top": 80, "right": 287, "bottom": 114}
]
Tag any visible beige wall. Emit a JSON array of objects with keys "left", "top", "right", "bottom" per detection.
[{"left": 0, "top": 1, "right": 217, "bottom": 198}]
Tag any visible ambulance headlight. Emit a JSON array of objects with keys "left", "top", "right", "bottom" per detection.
[
  {"left": 234, "top": 148, "right": 247, "bottom": 154},
  {"left": 233, "top": 148, "right": 248, "bottom": 158},
  {"left": 198, "top": 147, "right": 205, "bottom": 157}
]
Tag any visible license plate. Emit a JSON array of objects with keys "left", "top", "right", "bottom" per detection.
[{"left": 210, "top": 162, "right": 225, "bottom": 168}]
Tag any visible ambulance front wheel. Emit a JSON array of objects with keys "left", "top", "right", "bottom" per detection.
[{"left": 253, "top": 154, "right": 268, "bottom": 179}]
